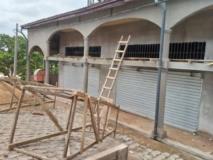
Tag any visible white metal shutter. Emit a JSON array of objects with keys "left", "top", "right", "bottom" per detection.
[
  {"left": 116, "top": 67, "right": 158, "bottom": 119},
  {"left": 116, "top": 67, "right": 202, "bottom": 132},
  {"left": 88, "top": 66, "right": 100, "bottom": 97},
  {"left": 165, "top": 72, "right": 203, "bottom": 132},
  {"left": 61, "top": 63, "right": 83, "bottom": 90}
]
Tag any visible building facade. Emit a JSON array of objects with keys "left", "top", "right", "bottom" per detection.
[{"left": 22, "top": 0, "right": 213, "bottom": 135}]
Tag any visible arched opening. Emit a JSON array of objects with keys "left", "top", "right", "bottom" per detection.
[
  {"left": 170, "top": 5, "right": 213, "bottom": 60},
  {"left": 48, "top": 29, "right": 85, "bottom": 88},
  {"left": 89, "top": 18, "right": 161, "bottom": 59},
  {"left": 29, "top": 46, "right": 45, "bottom": 82},
  {"left": 166, "top": 5, "right": 213, "bottom": 145},
  {"left": 48, "top": 28, "right": 84, "bottom": 57},
  {"left": 87, "top": 18, "right": 161, "bottom": 129}
]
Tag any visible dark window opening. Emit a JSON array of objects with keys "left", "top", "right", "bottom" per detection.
[
  {"left": 50, "top": 34, "right": 60, "bottom": 55},
  {"left": 121, "top": 44, "right": 160, "bottom": 58},
  {"left": 65, "top": 47, "right": 84, "bottom": 56},
  {"left": 65, "top": 46, "right": 101, "bottom": 57},
  {"left": 121, "top": 42, "right": 206, "bottom": 60},
  {"left": 169, "top": 42, "right": 206, "bottom": 59},
  {"left": 89, "top": 46, "right": 101, "bottom": 57}
]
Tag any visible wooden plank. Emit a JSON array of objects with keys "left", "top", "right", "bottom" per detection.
[
  {"left": 114, "top": 106, "right": 120, "bottom": 137},
  {"left": 9, "top": 89, "right": 25, "bottom": 145},
  {"left": 80, "top": 96, "right": 89, "bottom": 153},
  {"left": 66, "top": 141, "right": 98, "bottom": 160},
  {"left": 43, "top": 107, "right": 64, "bottom": 131},
  {"left": 63, "top": 95, "right": 77, "bottom": 158},
  {"left": 9, "top": 131, "right": 67, "bottom": 149},
  {"left": 9, "top": 125, "right": 88, "bottom": 150},
  {"left": 66, "top": 97, "right": 74, "bottom": 129},
  {"left": 14, "top": 148, "right": 49, "bottom": 160},
  {"left": 9, "top": 81, "right": 17, "bottom": 109},
  {"left": 84, "top": 144, "right": 128, "bottom": 160},
  {"left": 88, "top": 98, "right": 99, "bottom": 142},
  {"left": 101, "top": 105, "right": 110, "bottom": 139}
]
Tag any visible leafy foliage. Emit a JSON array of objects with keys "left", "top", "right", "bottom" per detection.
[{"left": 0, "top": 34, "right": 45, "bottom": 79}]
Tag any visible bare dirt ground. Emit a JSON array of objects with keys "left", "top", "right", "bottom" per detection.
[{"left": 118, "top": 109, "right": 213, "bottom": 155}]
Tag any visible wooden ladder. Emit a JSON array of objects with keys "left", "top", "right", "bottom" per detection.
[{"left": 99, "top": 35, "right": 131, "bottom": 101}]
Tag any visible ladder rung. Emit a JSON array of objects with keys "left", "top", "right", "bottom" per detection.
[
  {"left": 107, "top": 76, "right": 115, "bottom": 80},
  {"left": 116, "top": 50, "right": 124, "bottom": 53},
  {"left": 99, "top": 96, "right": 113, "bottom": 103},
  {"left": 110, "top": 67, "right": 118, "bottom": 71},
  {"left": 119, "top": 41, "right": 128, "bottom": 44},
  {"left": 114, "top": 58, "right": 122, "bottom": 62},
  {"left": 103, "top": 86, "right": 112, "bottom": 90}
]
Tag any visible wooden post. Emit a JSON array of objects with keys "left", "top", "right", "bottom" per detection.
[
  {"left": 114, "top": 107, "right": 120, "bottom": 137},
  {"left": 66, "top": 97, "right": 74, "bottom": 130},
  {"left": 80, "top": 96, "right": 88, "bottom": 153},
  {"left": 88, "top": 98, "right": 99, "bottom": 142},
  {"left": 63, "top": 95, "right": 77, "bottom": 158},
  {"left": 53, "top": 82, "right": 58, "bottom": 109},
  {"left": 9, "top": 89, "right": 25, "bottom": 146},
  {"left": 101, "top": 105, "right": 110, "bottom": 139},
  {"left": 9, "top": 81, "right": 17, "bottom": 109}
]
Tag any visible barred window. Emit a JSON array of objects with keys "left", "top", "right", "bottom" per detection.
[
  {"left": 65, "top": 46, "right": 101, "bottom": 57},
  {"left": 169, "top": 42, "right": 206, "bottom": 59}
]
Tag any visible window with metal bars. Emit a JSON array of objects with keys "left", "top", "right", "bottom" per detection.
[
  {"left": 121, "top": 44, "right": 160, "bottom": 58},
  {"left": 65, "top": 46, "right": 101, "bottom": 57},
  {"left": 121, "top": 42, "right": 206, "bottom": 60},
  {"left": 169, "top": 42, "right": 206, "bottom": 59}
]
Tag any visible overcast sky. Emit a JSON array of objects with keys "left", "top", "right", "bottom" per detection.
[{"left": 0, "top": 0, "right": 86, "bottom": 35}]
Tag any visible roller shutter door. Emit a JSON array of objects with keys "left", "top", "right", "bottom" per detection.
[
  {"left": 165, "top": 72, "right": 202, "bottom": 132},
  {"left": 116, "top": 67, "right": 202, "bottom": 132},
  {"left": 88, "top": 66, "right": 100, "bottom": 97},
  {"left": 61, "top": 63, "right": 83, "bottom": 90},
  {"left": 116, "top": 67, "right": 157, "bottom": 119}
]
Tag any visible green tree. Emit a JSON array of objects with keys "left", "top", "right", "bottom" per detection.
[
  {"left": 0, "top": 34, "right": 16, "bottom": 76},
  {"left": 0, "top": 34, "right": 45, "bottom": 79}
]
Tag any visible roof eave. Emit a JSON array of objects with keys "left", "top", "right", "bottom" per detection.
[{"left": 21, "top": 0, "right": 126, "bottom": 29}]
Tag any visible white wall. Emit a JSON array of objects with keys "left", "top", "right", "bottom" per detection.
[
  {"left": 90, "top": 20, "right": 160, "bottom": 58},
  {"left": 199, "top": 73, "right": 213, "bottom": 135},
  {"left": 59, "top": 20, "right": 160, "bottom": 58},
  {"left": 59, "top": 31, "right": 84, "bottom": 55},
  {"left": 171, "top": 9, "right": 213, "bottom": 59}
]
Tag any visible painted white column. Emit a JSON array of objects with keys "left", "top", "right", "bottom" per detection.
[
  {"left": 156, "top": 29, "right": 171, "bottom": 138},
  {"left": 83, "top": 36, "right": 89, "bottom": 92}
]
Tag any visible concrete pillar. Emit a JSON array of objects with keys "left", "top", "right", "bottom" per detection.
[
  {"left": 83, "top": 36, "right": 89, "bottom": 92},
  {"left": 156, "top": 29, "right": 171, "bottom": 138},
  {"left": 45, "top": 59, "right": 49, "bottom": 84}
]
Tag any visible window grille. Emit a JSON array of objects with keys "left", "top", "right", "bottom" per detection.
[{"left": 65, "top": 46, "right": 101, "bottom": 57}]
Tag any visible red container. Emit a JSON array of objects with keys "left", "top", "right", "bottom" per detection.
[{"left": 33, "top": 69, "right": 45, "bottom": 82}]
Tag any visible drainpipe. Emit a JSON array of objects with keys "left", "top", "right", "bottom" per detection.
[
  {"left": 153, "top": 1, "right": 167, "bottom": 140},
  {"left": 83, "top": 36, "right": 89, "bottom": 92},
  {"left": 13, "top": 23, "right": 19, "bottom": 76}
]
